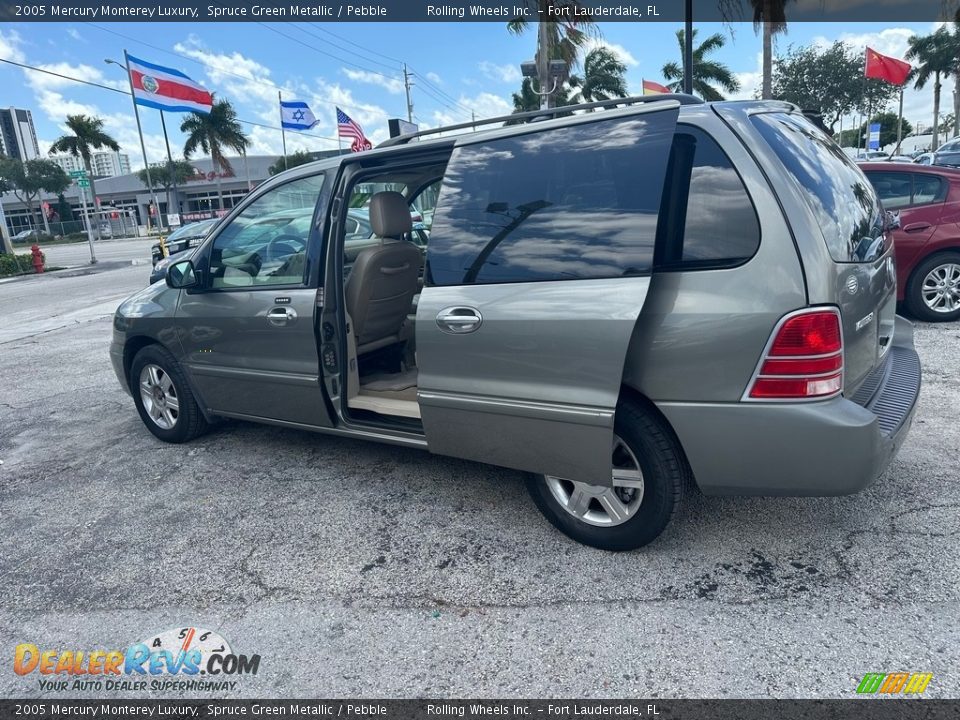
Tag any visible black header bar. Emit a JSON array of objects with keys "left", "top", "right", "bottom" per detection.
[{"left": 0, "top": 0, "right": 955, "bottom": 23}]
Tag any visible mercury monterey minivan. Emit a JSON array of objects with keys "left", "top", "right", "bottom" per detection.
[{"left": 111, "top": 96, "right": 922, "bottom": 551}]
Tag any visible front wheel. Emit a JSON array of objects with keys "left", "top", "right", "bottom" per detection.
[
  {"left": 130, "top": 344, "right": 208, "bottom": 443},
  {"left": 526, "top": 399, "right": 689, "bottom": 551},
  {"left": 906, "top": 251, "right": 960, "bottom": 322}
]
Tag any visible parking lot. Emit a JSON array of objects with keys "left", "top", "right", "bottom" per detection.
[{"left": 1, "top": 256, "right": 958, "bottom": 699}]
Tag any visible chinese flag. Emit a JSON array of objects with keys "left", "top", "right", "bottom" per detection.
[
  {"left": 865, "top": 47, "right": 911, "bottom": 85},
  {"left": 643, "top": 79, "right": 671, "bottom": 95}
]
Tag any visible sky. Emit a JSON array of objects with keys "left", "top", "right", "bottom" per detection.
[{"left": 0, "top": 19, "right": 951, "bottom": 170}]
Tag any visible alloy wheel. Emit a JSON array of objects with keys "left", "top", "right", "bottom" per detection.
[
  {"left": 545, "top": 435, "right": 645, "bottom": 527},
  {"left": 139, "top": 364, "right": 180, "bottom": 430},
  {"left": 921, "top": 262, "right": 960, "bottom": 314}
]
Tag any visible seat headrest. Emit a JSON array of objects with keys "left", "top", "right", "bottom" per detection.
[{"left": 369, "top": 191, "right": 412, "bottom": 238}]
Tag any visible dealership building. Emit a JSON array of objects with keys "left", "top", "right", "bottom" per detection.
[{"left": 1, "top": 152, "right": 342, "bottom": 236}]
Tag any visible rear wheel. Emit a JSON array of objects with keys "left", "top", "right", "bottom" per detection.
[
  {"left": 130, "top": 345, "right": 208, "bottom": 443},
  {"left": 906, "top": 251, "right": 960, "bottom": 322},
  {"left": 526, "top": 399, "right": 688, "bottom": 551}
]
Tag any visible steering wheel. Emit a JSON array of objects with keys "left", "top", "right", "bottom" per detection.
[{"left": 264, "top": 234, "right": 306, "bottom": 264}]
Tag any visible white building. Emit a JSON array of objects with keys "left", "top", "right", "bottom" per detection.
[
  {"left": 49, "top": 151, "right": 132, "bottom": 178},
  {"left": 0, "top": 107, "right": 40, "bottom": 162},
  {"left": 91, "top": 151, "right": 131, "bottom": 177}
]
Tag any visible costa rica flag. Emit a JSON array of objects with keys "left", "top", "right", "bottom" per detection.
[{"left": 128, "top": 55, "right": 214, "bottom": 114}]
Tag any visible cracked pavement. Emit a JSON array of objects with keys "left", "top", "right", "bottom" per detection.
[{"left": 1, "top": 263, "right": 958, "bottom": 699}]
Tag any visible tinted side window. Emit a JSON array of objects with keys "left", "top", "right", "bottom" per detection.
[
  {"left": 427, "top": 111, "right": 677, "bottom": 286},
  {"left": 912, "top": 173, "right": 947, "bottom": 204},
  {"left": 752, "top": 113, "right": 883, "bottom": 263},
  {"left": 866, "top": 171, "right": 912, "bottom": 210},
  {"left": 677, "top": 128, "right": 760, "bottom": 265}
]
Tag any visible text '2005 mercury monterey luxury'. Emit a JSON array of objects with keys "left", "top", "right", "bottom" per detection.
[{"left": 111, "top": 95, "right": 921, "bottom": 551}]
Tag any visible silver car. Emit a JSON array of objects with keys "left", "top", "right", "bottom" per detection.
[{"left": 111, "top": 97, "right": 921, "bottom": 551}]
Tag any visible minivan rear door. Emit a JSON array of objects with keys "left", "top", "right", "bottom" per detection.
[{"left": 416, "top": 102, "right": 680, "bottom": 486}]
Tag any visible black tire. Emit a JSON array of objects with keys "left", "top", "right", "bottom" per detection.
[
  {"left": 526, "top": 399, "right": 689, "bottom": 552},
  {"left": 905, "top": 251, "right": 960, "bottom": 322},
  {"left": 130, "top": 344, "right": 208, "bottom": 443}
]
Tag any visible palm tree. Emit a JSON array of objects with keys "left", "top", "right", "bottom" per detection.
[
  {"left": 180, "top": 97, "right": 249, "bottom": 212},
  {"left": 750, "top": 0, "right": 793, "bottom": 99},
  {"left": 662, "top": 29, "right": 740, "bottom": 101},
  {"left": 906, "top": 27, "right": 959, "bottom": 151},
  {"left": 507, "top": 1, "right": 595, "bottom": 108},
  {"left": 506, "top": 78, "right": 573, "bottom": 124},
  {"left": 49, "top": 115, "right": 119, "bottom": 240},
  {"left": 569, "top": 47, "right": 628, "bottom": 104}
]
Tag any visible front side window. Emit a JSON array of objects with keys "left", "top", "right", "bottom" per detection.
[
  {"left": 208, "top": 173, "right": 325, "bottom": 288},
  {"left": 427, "top": 110, "right": 677, "bottom": 286}
]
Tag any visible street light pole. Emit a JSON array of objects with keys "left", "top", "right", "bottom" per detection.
[{"left": 683, "top": 0, "right": 693, "bottom": 95}]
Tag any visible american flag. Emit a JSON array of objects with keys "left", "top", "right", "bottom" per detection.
[{"left": 337, "top": 107, "right": 373, "bottom": 153}]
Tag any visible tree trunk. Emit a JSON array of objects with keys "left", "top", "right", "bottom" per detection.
[
  {"left": 762, "top": 15, "right": 773, "bottom": 99},
  {"left": 86, "top": 157, "right": 101, "bottom": 242},
  {"left": 933, "top": 72, "right": 941, "bottom": 151},
  {"left": 954, "top": 86, "right": 960, "bottom": 138},
  {"left": 538, "top": 21, "right": 551, "bottom": 109},
  {"left": 216, "top": 173, "right": 224, "bottom": 214}
]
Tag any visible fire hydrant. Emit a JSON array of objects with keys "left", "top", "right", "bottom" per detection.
[{"left": 30, "top": 244, "right": 44, "bottom": 274}]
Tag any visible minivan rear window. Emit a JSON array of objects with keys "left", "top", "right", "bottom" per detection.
[{"left": 751, "top": 112, "right": 884, "bottom": 263}]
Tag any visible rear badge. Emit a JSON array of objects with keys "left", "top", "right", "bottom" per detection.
[
  {"left": 855, "top": 312, "right": 874, "bottom": 332},
  {"left": 845, "top": 275, "right": 859, "bottom": 295}
]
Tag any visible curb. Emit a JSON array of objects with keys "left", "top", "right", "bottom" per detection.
[{"left": 0, "top": 258, "right": 149, "bottom": 284}]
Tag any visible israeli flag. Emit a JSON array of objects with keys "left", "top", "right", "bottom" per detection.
[{"left": 280, "top": 100, "right": 318, "bottom": 130}]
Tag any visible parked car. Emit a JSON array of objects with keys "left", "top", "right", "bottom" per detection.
[
  {"left": 150, "top": 218, "right": 220, "bottom": 264},
  {"left": 887, "top": 155, "right": 915, "bottom": 163},
  {"left": 11, "top": 228, "right": 45, "bottom": 243},
  {"left": 933, "top": 150, "right": 960, "bottom": 168},
  {"left": 914, "top": 153, "right": 935, "bottom": 165},
  {"left": 862, "top": 162, "right": 960, "bottom": 321},
  {"left": 856, "top": 150, "right": 890, "bottom": 161},
  {"left": 111, "top": 97, "right": 921, "bottom": 551}
]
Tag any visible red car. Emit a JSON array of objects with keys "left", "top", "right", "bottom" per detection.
[{"left": 862, "top": 162, "right": 960, "bottom": 321}]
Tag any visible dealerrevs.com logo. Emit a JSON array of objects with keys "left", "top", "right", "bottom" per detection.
[{"left": 14, "top": 627, "right": 260, "bottom": 692}]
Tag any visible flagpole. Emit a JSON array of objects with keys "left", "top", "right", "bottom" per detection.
[
  {"left": 160, "top": 110, "right": 180, "bottom": 227},
  {"left": 895, "top": 86, "right": 904, "bottom": 156},
  {"left": 278, "top": 90, "right": 288, "bottom": 170},
  {"left": 861, "top": 50, "right": 868, "bottom": 152},
  {"left": 124, "top": 49, "right": 162, "bottom": 233}
]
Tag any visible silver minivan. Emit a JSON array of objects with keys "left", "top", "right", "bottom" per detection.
[{"left": 111, "top": 96, "right": 921, "bottom": 550}]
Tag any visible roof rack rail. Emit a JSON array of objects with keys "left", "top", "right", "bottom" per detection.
[{"left": 378, "top": 92, "right": 703, "bottom": 148}]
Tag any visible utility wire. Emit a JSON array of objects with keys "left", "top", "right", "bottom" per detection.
[
  {"left": 293, "top": 23, "right": 401, "bottom": 74},
  {"left": 308, "top": 23, "right": 405, "bottom": 65},
  {"left": 258, "top": 23, "right": 402, "bottom": 80},
  {"left": 410, "top": 69, "right": 476, "bottom": 117},
  {"left": 0, "top": 56, "right": 341, "bottom": 143}
]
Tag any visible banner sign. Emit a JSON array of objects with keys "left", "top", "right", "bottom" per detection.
[{"left": 869, "top": 123, "right": 881, "bottom": 150}]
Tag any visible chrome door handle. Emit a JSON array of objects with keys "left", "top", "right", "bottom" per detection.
[
  {"left": 267, "top": 306, "right": 297, "bottom": 326},
  {"left": 436, "top": 306, "right": 482, "bottom": 334}
]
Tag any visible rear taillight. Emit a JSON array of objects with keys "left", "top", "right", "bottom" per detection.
[{"left": 746, "top": 309, "right": 843, "bottom": 400}]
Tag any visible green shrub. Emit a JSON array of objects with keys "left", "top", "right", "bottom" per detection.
[{"left": 0, "top": 250, "right": 45, "bottom": 277}]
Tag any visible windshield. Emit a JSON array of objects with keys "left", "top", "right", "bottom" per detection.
[
  {"left": 751, "top": 112, "right": 885, "bottom": 263},
  {"left": 167, "top": 219, "right": 217, "bottom": 241}
]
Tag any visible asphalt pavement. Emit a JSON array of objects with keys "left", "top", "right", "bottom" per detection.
[
  {"left": 36, "top": 236, "right": 156, "bottom": 268},
  {"left": 0, "top": 262, "right": 958, "bottom": 699}
]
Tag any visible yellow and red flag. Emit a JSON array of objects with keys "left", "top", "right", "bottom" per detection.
[{"left": 642, "top": 79, "right": 670, "bottom": 95}]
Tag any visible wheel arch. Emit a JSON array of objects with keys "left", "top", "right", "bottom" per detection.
[
  {"left": 125, "top": 337, "right": 216, "bottom": 425},
  {"left": 904, "top": 246, "right": 960, "bottom": 315},
  {"left": 618, "top": 383, "right": 697, "bottom": 491}
]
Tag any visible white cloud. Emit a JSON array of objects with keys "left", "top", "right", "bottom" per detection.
[
  {"left": 66, "top": 28, "right": 84, "bottom": 42},
  {"left": 581, "top": 39, "right": 639, "bottom": 68},
  {"left": 728, "top": 52, "right": 764, "bottom": 101},
  {"left": 426, "top": 72, "right": 443, "bottom": 85},
  {"left": 26, "top": 61, "right": 127, "bottom": 93},
  {"left": 478, "top": 61, "right": 521, "bottom": 84},
  {"left": 0, "top": 28, "right": 25, "bottom": 63},
  {"left": 429, "top": 91, "right": 512, "bottom": 128},
  {"left": 341, "top": 68, "right": 405, "bottom": 94}
]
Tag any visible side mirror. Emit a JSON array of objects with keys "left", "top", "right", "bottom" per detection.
[
  {"left": 884, "top": 210, "right": 901, "bottom": 231},
  {"left": 166, "top": 259, "right": 198, "bottom": 289}
]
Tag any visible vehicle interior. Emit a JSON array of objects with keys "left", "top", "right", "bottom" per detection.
[{"left": 332, "top": 163, "right": 445, "bottom": 426}]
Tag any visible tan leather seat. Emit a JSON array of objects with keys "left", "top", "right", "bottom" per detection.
[{"left": 345, "top": 191, "right": 422, "bottom": 355}]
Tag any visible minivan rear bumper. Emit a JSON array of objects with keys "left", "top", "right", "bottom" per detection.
[{"left": 657, "top": 315, "right": 921, "bottom": 496}]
